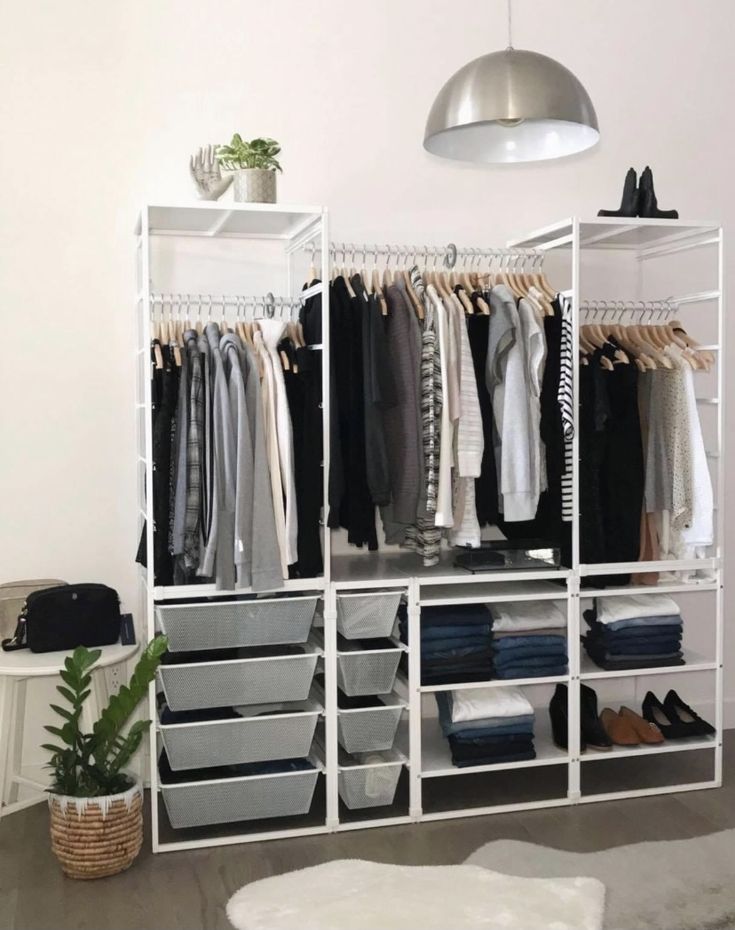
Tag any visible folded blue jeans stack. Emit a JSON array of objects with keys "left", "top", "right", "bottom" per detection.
[
  {"left": 399, "top": 604, "right": 493, "bottom": 686},
  {"left": 489, "top": 601, "right": 568, "bottom": 679},
  {"left": 582, "top": 594, "right": 685, "bottom": 671},
  {"left": 435, "top": 687, "right": 536, "bottom": 767}
]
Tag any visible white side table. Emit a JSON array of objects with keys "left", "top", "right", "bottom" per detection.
[{"left": 0, "top": 643, "right": 139, "bottom": 818}]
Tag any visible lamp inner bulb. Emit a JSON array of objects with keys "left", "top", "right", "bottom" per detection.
[{"left": 497, "top": 117, "right": 525, "bottom": 128}]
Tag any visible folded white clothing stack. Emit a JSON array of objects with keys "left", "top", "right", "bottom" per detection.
[
  {"left": 595, "top": 594, "right": 680, "bottom": 624},
  {"left": 451, "top": 686, "right": 534, "bottom": 723},
  {"left": 490, "top": 600, "right": 567, "bottom": 632}
]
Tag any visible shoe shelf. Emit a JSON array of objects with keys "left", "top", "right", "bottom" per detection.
[{"left": 579, "top": 733, "right": 717, "bottom": 763}]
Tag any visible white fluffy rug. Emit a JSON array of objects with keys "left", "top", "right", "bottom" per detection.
[
  {"left": 467, "top": 832, "right": 735, "bottom": 930},
  {"left": 227, "top": 858, "right": 605, "bottom": 930}
]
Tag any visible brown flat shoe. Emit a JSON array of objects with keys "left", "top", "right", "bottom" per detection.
[
  {"left": 620, "top": 705, "right": 665, "bottom": 744},
  {"left": 600, "top": 707, "right": 640, "bottom": 746}
]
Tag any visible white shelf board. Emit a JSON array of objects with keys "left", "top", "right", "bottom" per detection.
[
  {"left": 420, "top": 580, "right": 568, "bottom": 606},
  {"left": 420, "top": 714, "right": 567, "bottom": 778},
  {"left": 153, "top": 577, "right": 325, "bottom": 601},
  {"left": 507, "top": 217, "right": 720, "bottom": 253},
  {"left": 580, "top": 649, "right": 717, "bottom": 680},
  {"left": 580, "top": 733, "right": 717, "bottom": 763},
  {"left": 579, "top": 558, "right": 718, "bottom": 577},
  {"left": 142, "top": 202, "right": 324, "bottom": 239},
  {"left": 331, "top": 551, "right": 570, "bottom": 589},
  {"left": 420, "top": 673, "right": 569, "bottom": 694},
  {"left": 580, "top": 581, "right": 719, "bottom": 599}
]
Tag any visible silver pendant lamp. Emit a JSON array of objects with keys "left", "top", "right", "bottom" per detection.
[{"left": 423, "top": 0, "right": 599, "bottom": 164}]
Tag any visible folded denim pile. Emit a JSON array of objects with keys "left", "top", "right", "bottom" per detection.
[
  {"left": 489, "top": 601, "right": 568, "bottom": 679},
  {"left": 582, "top": 594, "right": 685, "bottom": 671},
  {"left": 399, "top": 604, "right": 494, "bottom": 686},
  {"left": 436, "top": 686, "right": 536, "bottom": 767}
]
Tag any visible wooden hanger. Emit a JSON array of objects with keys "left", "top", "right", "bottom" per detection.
[{"left": 669, "top": 320, "right": 715, "bottom": 370}]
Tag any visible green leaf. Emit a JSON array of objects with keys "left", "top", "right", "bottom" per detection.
[
  {"left": 56, "top": 685, "right": 77, "bottom": 703},
  {"left": 44, "top": 725, "right": 68, "bottom": 739},
  {"left": 49, "top": 704, "right": 76, "bottom": 722},
  {"left": 59, "top": 668, "right": 78, "bottom": 689}
]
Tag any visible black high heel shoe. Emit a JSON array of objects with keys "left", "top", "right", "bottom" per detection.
[
  {"left": 663, "top": 689, "right": 715, "bottom": 737},
  {"left": 598, "top": 167, "right": 639, "bottom": 217},
  {"left": 580, "top": 684, "right": 613, "bottom": 751},
  {"left": 642, "top": 690, "right": 687, "bottom": 740},
  {"left": 638, "top": 166, "right": 679, "bottom": 219}
]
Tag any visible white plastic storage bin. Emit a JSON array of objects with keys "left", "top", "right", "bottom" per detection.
[
  {"left": 159, "top": 645, "right": 320, "bottom": 712},
  {"left": 337, "top": 642, "right": 402, "bottom": 696},
  {"left": 338, "top": 755, "right": 403, "bottom": 810},
  {"left": 156, "top": 596, "right": 319, "bottom": 653},
  {"left": 338, "top": 697, "right": 404, "bottom": 754},
  {"left": 336, "top": 592, "right": 402, "bottom": 640},
  {"left": 161, "top": 764, "right": 321, "bottom": 829},
  {"left": 159, "top": 700, "right": 322, "bottom": 771}
]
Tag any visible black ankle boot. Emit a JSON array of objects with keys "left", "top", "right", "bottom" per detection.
[
  {"left": 549, "top": 684, "right": 588, "bottom": 753},
  {"left": 638, "top": 166, "right": 679, "bottom": 219},
  {"left": 598, "top": 167, "right": 639, "bottom": 217},
  {"left": 580, "top": 684, "right": 613, "bottom": 751}
]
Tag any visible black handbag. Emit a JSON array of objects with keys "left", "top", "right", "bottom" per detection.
[{"left": 1, "top": 583, "right": 121, "bottom": 653}]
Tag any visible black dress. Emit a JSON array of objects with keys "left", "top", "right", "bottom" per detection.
[
  {"left": 467, "top": 312, "right": 499, "bottom": 526},
  {"left": 580, "top": 342, "right": 644, "bottom": 587},
  {"left": 328, "top": 276, "right": 377, "bottom": 549}
]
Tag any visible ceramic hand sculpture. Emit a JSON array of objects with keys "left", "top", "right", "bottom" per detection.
[{"left": 190, "top": 145, "right": 233, "bottom": 201}]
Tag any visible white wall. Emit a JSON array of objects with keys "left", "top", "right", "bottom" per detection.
[{"left": 2, "top": 0, "right": 734, "bottom": 764}]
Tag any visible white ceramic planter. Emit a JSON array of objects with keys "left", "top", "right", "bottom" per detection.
[{"left": 233, "top": 168, "right": 277, "bottom": 203}]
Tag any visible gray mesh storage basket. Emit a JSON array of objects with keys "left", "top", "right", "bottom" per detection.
[
  {"left": 159, "top": 646, "right": 319, "bottom": 712},
  {"left": 336, "top": 592, "right": 402, "bottom": 640},
  {"left": 159, "top": 700, "right": 322, "bottom": 771},
  {"left": 161, "top": 765, "right": 321, "bottom": 829},
  {"left": 155, "top": 596, "right": 318, "bottom": 653},
  {"left": 339, "top": 759, "right": 402, "bottom": 809},
  {"left": 338, "top": 699, "right": 404, "bottom": 754},
  {"left": 337, "top": 645, "right": 402, "bottom": 696}
]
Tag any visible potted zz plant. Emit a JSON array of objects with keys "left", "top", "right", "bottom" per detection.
[
  {"left": 216, "top": 134, "right": 282, "bottom": 203},
  {"left": 43, "top": 636, "right": 167, "bottom": 880}
]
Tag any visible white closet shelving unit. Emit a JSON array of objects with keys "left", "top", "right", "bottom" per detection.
[{"left": 136, "top": 206, "right": 724, "bottom": 852}]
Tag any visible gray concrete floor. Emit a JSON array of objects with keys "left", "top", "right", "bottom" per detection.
[{"left": 2, "top": 737, "right": 733, "bottom": 930}]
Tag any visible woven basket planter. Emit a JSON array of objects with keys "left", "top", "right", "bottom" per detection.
[{"left": 48, "top": 779, "right": 143, "bottom": 880}]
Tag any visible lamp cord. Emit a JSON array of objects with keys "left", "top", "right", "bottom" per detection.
[{"left": 507, "top": 0, "right": 513, "bottom": 49}]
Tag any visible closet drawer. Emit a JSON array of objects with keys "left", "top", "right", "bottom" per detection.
[
  {"left": 337, "top": 643, "right": 402, "bottom": 696},
  {"left": 159, "top": 700, "right": 322, "bottom": 771},
  {"left": 158, "top": 646, "right": 320, "bottom": 712},
  {"left": 155, "top": 596, "right": 319, "bottom": 653},
  {"left": 338, "top": 755, "right": 402, "bottom": 810},
  {"left": 336, "top": 592, "right": 402, "bottom": 640},
  {"left": 337, "top": 698, "right": 404, "bottom": 754},
  {"left": 161, "top": 765, "right": 321, "bottom": 829}
]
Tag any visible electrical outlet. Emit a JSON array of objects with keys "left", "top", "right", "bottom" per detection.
[{"left": 108, "top": 665, "right": 122, "bottom": 695}]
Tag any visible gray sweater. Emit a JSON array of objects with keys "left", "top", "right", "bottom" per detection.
[
  {"left": 199, "top": 323, "right": 236, "bottom": 590},
  {"left": 221, "top": 333, "right": 282, "bottom": 592}
]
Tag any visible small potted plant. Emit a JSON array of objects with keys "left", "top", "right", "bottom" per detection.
[
  {"left": 43, "top": 636, "right": 167, "bottom": 880},
  {"left": 216, "top": 134, "right": 282, "bottom": 203}
]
